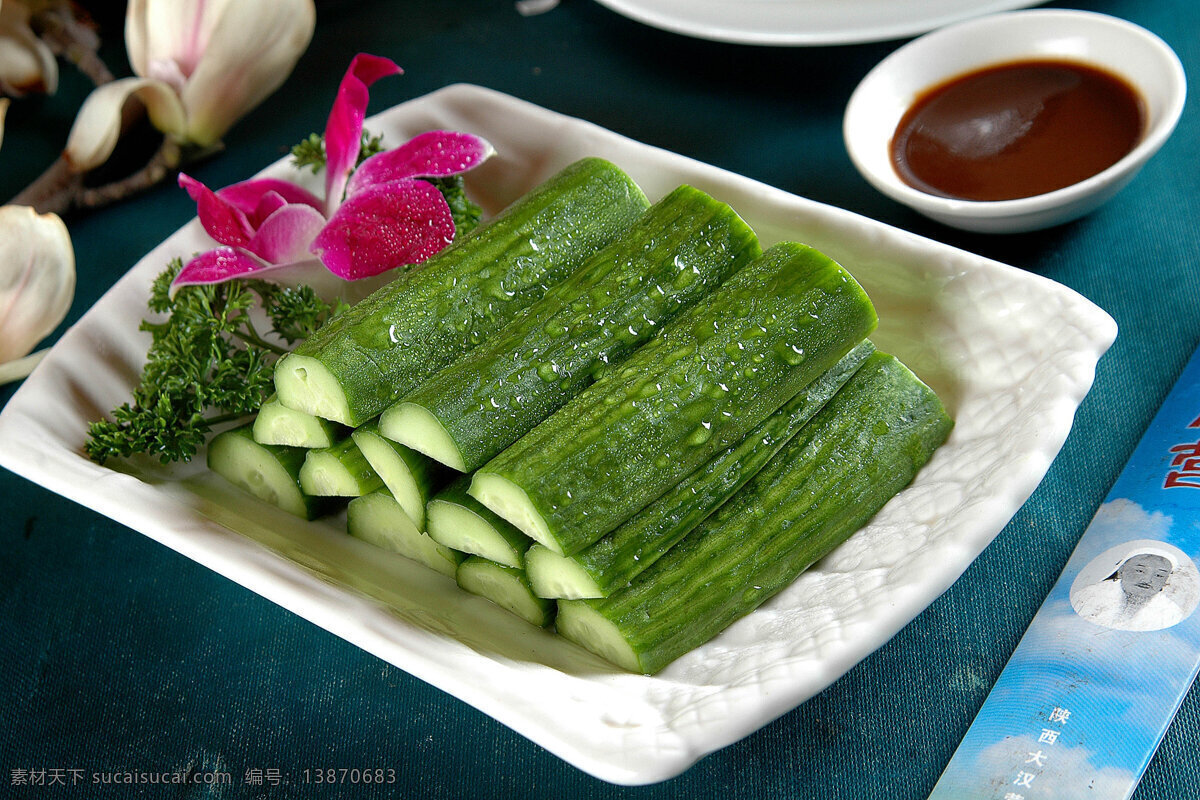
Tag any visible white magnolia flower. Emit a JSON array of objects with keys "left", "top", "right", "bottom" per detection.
[
  {"left": 0, "top": 0, "right": 59, "bottom": 96},
  {"left": 65, "top": 0, "right": 316, "bottom": 170},
  {"left": 0, "top": 205, "right": 76, "bottom": 380},
  {"left": 0, "top": 98, "right": 76, "bottom": 382}
]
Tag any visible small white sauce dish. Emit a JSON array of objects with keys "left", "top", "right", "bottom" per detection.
[{"left": 843, "top": 9, "right": 1186, "bottom": 234}]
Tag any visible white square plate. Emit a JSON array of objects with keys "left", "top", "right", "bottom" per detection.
[{"left": 0, "top": 85, "right": 1116, "bottom": 785}]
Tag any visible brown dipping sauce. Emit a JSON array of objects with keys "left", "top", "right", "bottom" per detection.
[{"left": 891, "top": 60, "right": 1145, "bottom": 202}]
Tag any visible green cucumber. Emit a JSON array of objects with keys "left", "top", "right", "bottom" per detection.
[
  {"left": 206, "top": 423, "right": 339, "bottom": 520},
  {"left": 556, "top": 352, "right": 953, "bottom": 674},
  {"left": 347, "top": 490, "right": 464, "bottom": 578},
  {"left": 274, "top": 158, "right": 650, "bottom": 426},
  {"left": 455, "top": 556, "right": 555, "bottom": 627},
  {"left": 470, "top": 242, "right": 878, "bottom": 556},
  {"left": 525, "top": 340, "right": 875, "bottom": 599},
  {"left": 352, "top": 422, "right": 452, "bottom": 529},
  {"left": 378, "top": 185, "right": 761, "bottom": 472},
  {"left": 252, "top": 394, "right": 348, "bottom": 448},
  {"left": 298, "top": 437, "right": 384, "bottom": 497},
  {"left": 426, "top": 476, "right": 533, "bottom": 568}
]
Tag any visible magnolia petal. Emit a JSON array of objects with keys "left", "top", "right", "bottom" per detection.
[
  {"left": 64, "top": 77, "right": 187, "bottom": 171},
  {"left": 216, "top": 177, "right": 323, "bottom": 218},
  {"left": 171, "top": 245, "right": 269, "bottom": 291},
  {"left": 311, "top": 180, "right": 455, "bottom": 280},
  {"left": 178, "top": 173, "right": 255, "bottom": 247},
  {"left": 0, "top": 205, "right": 76, "bottom": 364},
  {"left": 323, "top": 53, "right": 402, "bottom": 213},
  {"left": 0, "top": 2, "right": 59, "bottom": 95},
  {"left": 179, "top": 0, "right": 316, "bottom": 147},
  {"left": 0, "top": 97, "right": 8, "bottom": 151},
  {"left": 0, "top": 348, "right": 49, "bottom": 385},
  {"left": 125, "top": 0, "right": 232, "bottom": 84},
  {"left": 347, "top": 130, "right": 495, "bottom": 195},
  {"left": 143, "top": 57, "right": 188, "bottom": 95},
  {"left": 244, "top": 202, "right": 327, "bottom": 264}
]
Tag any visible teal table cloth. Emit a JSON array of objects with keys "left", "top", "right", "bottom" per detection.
[{"left": 2, "top": 0, "right": 1197, "bottom": 797}]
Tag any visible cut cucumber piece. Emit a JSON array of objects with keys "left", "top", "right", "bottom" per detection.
[
  {"left": 352, "top": 422, "right": 453, "bottom": 529},
  {"left": 471, "top": 242, "right": 878, "bottom": 556},
  {"left": 556, "top": 351, "right": 953, "bottom": 674},
  {"left": 274, "top": 158, "right": 650, "bottom": 426},
  {"left": 381, "top": 405, "right": 467, "bottom": 471},
  {"left": 378, "top": 185, "right": 761, "bottom": 472},
  {"left": 456, "top": 556, "right": 555, "bottom": 627},
  {"left": 426, "top": 476, "right": 532, "bottom": 568},
  {"left": 468, "top": 473, "right": 551, "bottom": 545},
  {"left": 252, "top": 394, "right": 347, "bottom": 448},
  {"left": 524, "top": 545, "right": 603, "bottom": 600},
  {"left": 525, "top": 340, "right": 875, "bottom": 599},
  {"left": 299, "top": 437, "right": 384, "bottom": 497},
  {"left": 206, "top": 423, "right": 338, "bottom": 520},
  {"left": 555, "top": 601, "right": 638, "bottom": 671},
  {"left": 347, "top": 490, "right": 464, "bottom": 578}
]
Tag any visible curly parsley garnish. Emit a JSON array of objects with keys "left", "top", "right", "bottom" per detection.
[
  {"left": 86, "top": 259, "right": 347, "bottom": 465},
  {"left": 290, "top": 130, "right": 387, "bottom": 174}
]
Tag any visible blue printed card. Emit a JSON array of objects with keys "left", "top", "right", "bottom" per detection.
[{"left": 929, "top": 347, "right": 1200, "bottom": 800}]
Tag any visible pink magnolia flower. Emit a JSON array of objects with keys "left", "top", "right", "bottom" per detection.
[{"left": 171, "top": 53, "right": 493, "bottom": 291}]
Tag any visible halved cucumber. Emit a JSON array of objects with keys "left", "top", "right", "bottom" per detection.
[
  {"left": 465, "top": 473, "right": 552, "bottom": 548},
  {"left": 381, "top": 406, "right": 466, "bottom": 471},
  {"left": 252, "top": 394, "right": 347, "bottom": 448},
  {"left": 426, "top": 476, "right": 532, "bottom": 568},
  {"left": 274, "top": 158, "right": 651, "bottom": 426},
  {"left": 470, "top": 242, "right": 878, "bottom": 556},
  {"left": 378, "top": 185, "right": 760, "bottom": 473},
  {"left": 299, "top": 437, "right": 384, "bottom": 497},
  {"left": 524, "top": 545, "right": 603, "bottom": 599},
  {"left": 525, "top": 341, "right": 875, "bottom": 599},
  {"left": 555, "top": 352, "right": 953, "bottom": 674},
  {"left": 206, "top": 424, "right": 338, "bottom": 520},
  {"left": 352, "top": 422, "right": 452, "bottom": 529},
  {"left": 455, "top": 556, "right": 555, "bottom": 627},
  {"left": 347, "top": 490, "right": 464, "bottom": 578}
]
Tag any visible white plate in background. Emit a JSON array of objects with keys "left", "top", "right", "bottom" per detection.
[
  {"left": 590, "top": 0, "right": 1044, "bottom": 46},
  {"left": 0, "top": 84, "right": 1115, "bottom": 784}
]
